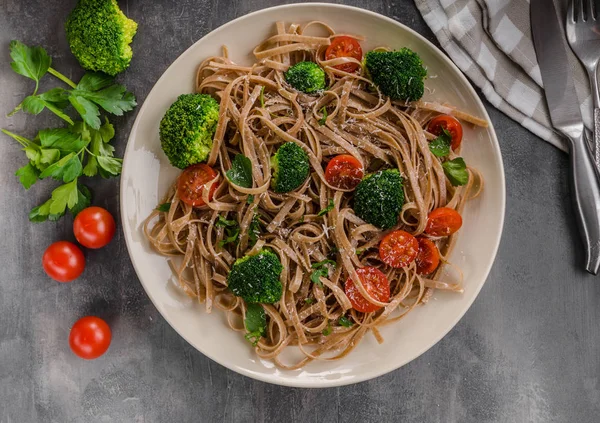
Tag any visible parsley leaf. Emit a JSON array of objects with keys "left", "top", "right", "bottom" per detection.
[
  {"left": 244, "top": 303, "right": 266, "bottom": 346},
  {"left": 156, "top": 203, "right": 171, "bottom": 212},
  {"left": 15, "top": 163, "right": 39, "bottom": 189},
  {"left": 247, "top": 194, "right": 255, "bottom": 205},
  {"left": 317, "top": 199, "right": 334, "bottom": 216},
  {"left": 9, "top": 40, "right": 50, "bottom": 86},
  {"left": 226, "top": 154, "right": 253, "bottom": 188},
  {"left": 216, "top": 215, "right": 240, "bottom": 248},
  {"left": 322, "top": 321, "right": 332, "bottom": 336},
  {"left": 442, "top": 157, "right": 469, "bottom": 186},
  {"left": 38, "top": 128, "right": 86, "bottom": 153},
  {"left": 428, "top": 128, "right": 451, "bottom": 157},
  {"left": 304, "top": 298, "right": 315, "bottom": 304},
  {"left": 29, "top": 181, "right": 91, "bottom": 222},
  {"left": 310, "top": 259, "right": 336, "bottom": 287},
  {"left": 39, "top": 152, "right": 82, "bottom": 183},
  {"left": 319, "top": 106, "right": 328, "bottom": 125},
  {"left": 338, "top": 315, "right": 354, "bottom": 327}
]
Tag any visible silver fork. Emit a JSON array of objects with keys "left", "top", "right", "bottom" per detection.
[{"left": 566, "top": 0, "right": 600, "bottom": 169}]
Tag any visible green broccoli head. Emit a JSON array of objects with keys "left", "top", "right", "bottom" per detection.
[
  {"left": 284, "top": 61, "right": 326, "bottom": 94},
  {"left": 270, "top": 142, "right": 310, "bottom": 193},
  {"left": 227, "top": 249, "right": 283, "bottom": 304},
  {"left": 353, "top": 169, "right": 405, "bottom": 229},
  {"left": 159, "top": 94, "right": 220, "bottom": 169},
  {"left": 364, "top": 48, "right": 427, "bottom": 102},
  {"left": 65, "top": 0, "right": 138, "bottom": 76}
]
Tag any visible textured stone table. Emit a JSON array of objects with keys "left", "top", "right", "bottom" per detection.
[{"left": 1, "top": 1, "right": 599, "bottom": 422}]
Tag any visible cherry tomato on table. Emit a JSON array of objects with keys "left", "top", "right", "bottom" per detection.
[
  {"left": 379, "top": 230, "right": 419, "bottom": 268},
  {"left": 425, "top": 207, "right": 463, "bottom": 237},
  {"left": 42, "top": 241, "right": 85, "bottom": 282},
  {"left": 345, "top": 266, "right": 390, "bottom": 313},
  {"left": 177, "top": 163, "right": 219, "bottom": 207},
  {"left": 73, "top": 207, "right": 116, "bottom": 249},
  {"left": 324, "top": 154, "right": 364, "bottom": 190},
  {"left": 325, "top": 36, "right": 363, "bottom": 73},
  {"left": 415, "top": 237, "right": 441, "bottom": 275},
  {"left": 69, "top": 316, "right": 112, "bottom": 360},
  {"left": 428, "top": 115, "right": 463, "bottom": 150}
]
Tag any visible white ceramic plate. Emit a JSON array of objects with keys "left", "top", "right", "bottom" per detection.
[{"left": 120, "top": 3, "right": 505, "bottom": 387}]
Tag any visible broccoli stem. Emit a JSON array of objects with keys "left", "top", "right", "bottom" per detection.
[{"left": 48, "top": 67, "right": 77, "bottom": 89}]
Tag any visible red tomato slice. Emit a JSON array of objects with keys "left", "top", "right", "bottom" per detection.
[
  {"left": 344, "top": 266, "right": 390, "bottom": 313},
  {"left": 428, "top": 115, "right": 463, "bottom": 150},
  {"left": 324, "top": 154, "right": 364, "bottom": 190},
  {"left": 425, "top": 207, "right": 463, "bottom": 237},
  {"left": 69, "top": 316, "right": 111, "bottom": 360},
  {"left": 177, "top": 164, "right": 219, "bottom": 207},
  {"left": 379, "top": 230, "right": 419, "bottom": 268},
  {"left": 416, "top": 237, "right": 441, "bottom": 275},
  {"left": 42, "top": 241, "right": 85, "bottom": 283},
  {"left": 73, "top": 207, "right": 116, "bottom": 249},
  {"left": 325, "top": 36, "right": 363, "bottom": 73}
]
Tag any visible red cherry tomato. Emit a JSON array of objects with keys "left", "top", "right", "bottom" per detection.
[
  {"left": 324, "top": 154, "right": 364, "bottom": 190},
  {"left": 416, "top": 237, "right": 441, "bottom": 275},
  {"left": 73, "top": 207, "right": 116, "bottom": 249},
  {"left": 42, "top": 241, "right": 85, "bottom": 282},
  {"left": 344, "top": 266, "right": 390, "bottom": 313},
  {"left": 428, "top": 115, "right": 463, "bottom": 150},
  {"left": 69, "top": 316, "right": 111, "bottom": 360},
  {"left": 177, "top": 163, "right": 219, "bottom": 207},
  {"left": 379, "top": 230, "right": 419, "bottom": 268},
  {"left": 325, "top": 36, "right": 363, "bottom": 73},
  {"left": 425, "top": 207, "right": 463, "bottom": 237}
]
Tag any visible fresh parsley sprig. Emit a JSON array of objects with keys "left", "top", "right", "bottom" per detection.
[
  {"left": 2, "top": 118, "right": 122, "bottom": 222},
  {"left": 8, "top": 41, "right": 136, "bottom": 130}
]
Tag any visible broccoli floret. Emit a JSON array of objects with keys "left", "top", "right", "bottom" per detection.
[
  {"left": 284, "top": 61, "right": 326, "bottom": 94},
  {"left": 159, "top": 94, "right": 220, "bottom": 169},
  {"left": 227, "top": 249, "right": 283, "bottom": 304},
  {"left": 364, "top": 49, "right": 427, "bottom": 102},
  {"left": 65, "top": 0, "right": 138, "bottom": 76},
  {"left": 353, "top": 169, "right": 405, "bottom": 229},
  {"left": 270, "top": 142, "right": 310, "bottom": 193}
]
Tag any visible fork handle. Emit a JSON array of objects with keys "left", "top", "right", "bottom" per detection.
[
  {"left": 594, "top": 108, "right": 600, "bottom": 169},
  {"left": 567, "top": 130, "right": 600, "bottom": 274}
]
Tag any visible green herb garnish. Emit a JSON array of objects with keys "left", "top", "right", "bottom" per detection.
[
  {"left": 442, "top": 157, "right": 469, "bottom": 186},
  {"left": 338, "top": 315, "right": 354, "bottom": 328},
  {"left": 310, "top": 259, "right": 336, "bottom": 287},
  {"left": 317, "top": 199, "right": 334, "bottom": 217},
  {"left": 226, "top": 154, "right": 253, "bottom": 188},
  {"left": 428, "top": 128, "right": 451, "bottom": 157},
  {"left": 318, "top": 106, "right": 328, "bottom": 125}
]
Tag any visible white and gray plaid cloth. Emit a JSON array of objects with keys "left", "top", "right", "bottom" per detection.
[{"left": 415, "top": 0, "right": 591, "bottom": 152}]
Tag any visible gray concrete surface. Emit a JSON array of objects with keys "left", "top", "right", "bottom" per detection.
[{"left": 1, "top": 0, "right": 600, "bottom": 422}]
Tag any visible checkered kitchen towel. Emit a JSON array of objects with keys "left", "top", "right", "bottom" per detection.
[{"left": 415, "top": 0, "right": 592, "bottom": 152}]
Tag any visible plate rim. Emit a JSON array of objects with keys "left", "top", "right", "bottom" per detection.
[{"left": 120, "top": 2, "right": 506, "bottom": 388}]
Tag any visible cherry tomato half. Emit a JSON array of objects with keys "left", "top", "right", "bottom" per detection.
[
  {"left": 425, "top": 207, "right": 463, "bottom": 237},
  {"left": 345, "top": 266, "right": 390, "bottom": 313},
  {"left": 428, "top": 115, "right": 463, "bottom": 150},
  {"left": 73, "top": 207, "right": 116, "bottom": 249},
  {"left": 324, "top": 154, "right": 364, "bottom": 190},
  {"left": 177, "top": 163, "right": 219, "bottom": 207},
  {"left": 69, "top": 316, "right": 112, "bottom": 360},
  {"left": 416, "top": 237, "right": 441, "bottom": 275},
  {"left": 325, "top": 36, "right": 363, "bottom": 73},
  {"left": 42, "top": 241, "right": 85, "bottom": 283},
  {"left": 379, "top": 230, "right": 419, "bottom": 268}
]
